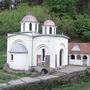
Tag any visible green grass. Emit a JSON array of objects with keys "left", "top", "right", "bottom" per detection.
[
  {"left": 0, "top": 49, "right": 32, "bottom": 83},
  {"left": 53, "top": 82, "right": 90, "bottom": 90},
  {"left": 53, "top": 79, "right": 90, "bottom": 90}
]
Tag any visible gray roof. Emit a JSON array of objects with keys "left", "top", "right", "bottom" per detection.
[
  {"left": 7, "top": 32, "right": 70, "bottom": 39},
  {"left": 10, "top": 43, "right": 28, "bottom": 53}
]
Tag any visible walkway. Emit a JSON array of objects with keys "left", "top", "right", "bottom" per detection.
[{"left": 0, "top": 65, "right": 87, "bottom": 88}]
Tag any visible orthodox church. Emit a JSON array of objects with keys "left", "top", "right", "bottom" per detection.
[{"left": 7, "top": 14, "right": 69, "bottom": 71}]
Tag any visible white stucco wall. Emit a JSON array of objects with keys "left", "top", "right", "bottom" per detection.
[
  {"left": 7, "top": 33, "right": 68, "bottom": 70},
  {"left": 9, "top": 53, "right": 28, "bottom": 70},
  {"left": 69, "top": 54, "right": 90, "bottom": 66},
  {"left": 33, "top": 36, "right": 68, "bottom": 68},
  {"left": 7, "top": 34, "right": 33, "bottom": 70}
]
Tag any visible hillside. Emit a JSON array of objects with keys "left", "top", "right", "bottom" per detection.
[{"left": 0, "top": 2, "right": 90, "bottom": 69}]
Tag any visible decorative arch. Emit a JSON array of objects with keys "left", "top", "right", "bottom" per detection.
[
  {"left": 36, "top": 44, "right": 50, "bottom": 67},
  {"left": 59, "top": 43, "right": 66, "bottom": 50},
  {"left": 9, "top": 40, "right": 26, "bottom": 51},
  {"left": 36, "top": 44, "right": 50, "bottom": 55}
]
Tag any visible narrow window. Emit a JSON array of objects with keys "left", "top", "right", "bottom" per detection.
[
  {"left": 11, "top": 54, "right": 13, "bottom": 61},
  {"left": 23, "top": 23, "right": 25, "bottom": 31},
  {"left": 29, "top": 23, "right": 32, "bottom": 31},
  {"left": 77, "top": 55, "right": 81, "bottom": 60},
  {"left": 71, "top": 55, "right": 75, "bottom": 60},
  {"left": 49, "top": 27, "right": 52, "bottom": 34},
  {"left": 42, "top": 49, "right": 45, "bottom": 61}
]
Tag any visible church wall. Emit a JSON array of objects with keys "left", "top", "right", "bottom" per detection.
[
  {"left": 33, "top": 36, "right": 68, "bottom": 68},
  {"left": 7, "top": 34, "right": 32, "bottom": 70},
  {"left": 9, "top": 53, "right": 28, "bottom": 70}
]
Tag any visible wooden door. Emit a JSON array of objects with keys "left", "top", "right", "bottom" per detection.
[
  {"left": 46, "top": 55, "right": 50, "bottom": 67},
  {"left": 37, "top": 55, "right": 41, "bottom": 66}
]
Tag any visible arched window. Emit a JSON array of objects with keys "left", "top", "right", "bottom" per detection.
[
  {"left": 71, "top": 55, "right": 75, "bottom": 60},
  {"left": 77, "top": 55, "right": 81, "bottom": 60},
  {"left": 23, "top": 23, "right": 25, "bottom": 31},
  {"left": 49, "top": 27, "right": 52, "bottom": 34},
  {"left": 29, "top": 23, "right": 32, "bottom": 31},
  {"left": 83, "top": 55, "right": 87, "bottom": 60},
  {"left": 42, "top": 49, "right": 45, "bottom": 61}
]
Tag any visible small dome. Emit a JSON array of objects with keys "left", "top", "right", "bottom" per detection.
[
  {"left": 43, "top": 20, "right": 55, "bottom": 26},
  {"left": 10, "top": 43, "right": 28, "bottom": 53},
  {"left": 22, "top": 15, "right": 38, "bottom": 23}
]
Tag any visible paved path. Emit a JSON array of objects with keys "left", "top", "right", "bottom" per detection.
[{"left": 58, "top": 65, "right": 87, "bottom": 74}]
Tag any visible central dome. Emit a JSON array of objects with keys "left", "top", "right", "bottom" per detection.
[
  {"left": 22, "top": 15, "right": 38, "bottom": 23},
  {"left": 43, "top": 20, "right": 55, "bottom": 26}
]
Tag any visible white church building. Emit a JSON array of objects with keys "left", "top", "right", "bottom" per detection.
[{"left": 7, "top": 14, "right": 69, "bottom": 71}]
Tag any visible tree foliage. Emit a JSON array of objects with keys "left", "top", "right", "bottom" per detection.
[
  {"left": 28, "top": 0, "right": 43, "bottom": 5},
  {"left": 44, "top": 0, "right": 78, "bottom": 16}
]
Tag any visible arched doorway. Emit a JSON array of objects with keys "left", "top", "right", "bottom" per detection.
[
  {"left": 59, "top": 49, "right": 64, "bottom": 66},
  {"left": 83, "top": 55, "right": 88, "bottom": 66},
  {"left": 37, "top": 47, "right": 50, "bottom": 67}
]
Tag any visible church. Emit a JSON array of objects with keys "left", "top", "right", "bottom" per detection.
[{"left": 7, "top": 14, "right": 69, "bottom": 71}]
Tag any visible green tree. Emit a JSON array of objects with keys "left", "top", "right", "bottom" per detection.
[
  {"left": 73, "top": 15, "right": 90, "bottom": 41},
  {"left": 44, "top": 0, "right": 78, "bottom": 16},
  {"left": 81, "top": 31, "right": 90, "bottom": 42}
]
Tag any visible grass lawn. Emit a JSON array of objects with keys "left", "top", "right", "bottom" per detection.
[
  {"left": 0, "top": 50, "right": 32, "bottom": 83},
  {"left": 53, "top": 81, "right": 90, "bottom": 90}
]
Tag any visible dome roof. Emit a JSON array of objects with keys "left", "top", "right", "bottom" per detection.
[
  {"left": 22, "top": 15, "right": 38, "bottom": 23},
  {"left": 43, "top": 20, "right": 55, "bottom": 26},
  {"left": 10, "top": 43, "right": 28, "bottom": 53}
]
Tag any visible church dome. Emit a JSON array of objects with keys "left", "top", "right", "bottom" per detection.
[
  {"left": 43, "top": 20, "right": 55, "bottom": 26},
  {"left": 10, "top": 43, "right": 28, "bottom": 53},
  {"left": 22, "top": 15, "right": 38, "bottom": 23}
]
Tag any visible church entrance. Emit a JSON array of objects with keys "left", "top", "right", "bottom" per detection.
[{"left": 59, "top": 49, "right": 63, "bottom": 66}]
